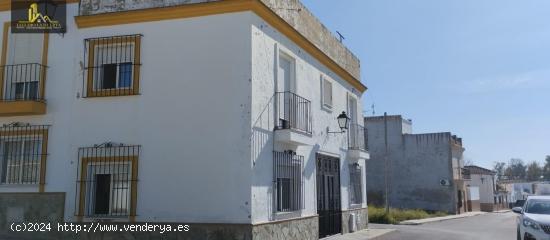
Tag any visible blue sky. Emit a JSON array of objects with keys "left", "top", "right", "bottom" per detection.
[{"left": 301, "top": 0, "right": 550, "bottom": 169}]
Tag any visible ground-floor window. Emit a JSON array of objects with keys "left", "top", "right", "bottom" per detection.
[
  {"left": 76, "top": 143, "right": 140, "bottom": 219},
  {"left": 273, "top": 151, "right": 304, "bottom": 212},
  {"left": 349, "top": 163, "right": 363, "bottom": 205},
  {"left": 0, "top": 124, "right": 48, "bottom": 185}
]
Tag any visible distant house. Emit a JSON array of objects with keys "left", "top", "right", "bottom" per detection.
[
  {"left": 364, "top": 115, "right": 470, "bottom": 214},
  {"left": 502, "top": 181, "right": 550, "bottom": 206},
  {"left": 463, "top": 165, "right": 508, "bottom": 212}
]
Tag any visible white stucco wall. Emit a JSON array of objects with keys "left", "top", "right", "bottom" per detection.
[
  {"left": 0, "top": 3, "right": 367, "bottom": 225},
  {"left": 0, "top": 4, "right": 254, "bottom": 223},
  {"left": 249, "top": 14, "right": 366, "bottom": 224},
  {"left": 469, "top": 174, "right": 495, "bottom": 204}
]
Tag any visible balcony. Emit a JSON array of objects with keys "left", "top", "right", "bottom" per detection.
[
  {"left": 274, "top": 91, "right": 313, "bottom": 146},
  {"left": 348, "top": 123, "right": 370, "bottom": 160},
  {"left": 461, "top": 168, "right": 472, "bottom": 181},
  {"left": 0, "top": 64, "right": 47, "bottom": 116}
]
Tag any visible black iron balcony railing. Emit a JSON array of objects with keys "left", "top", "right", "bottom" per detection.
[
  {"left": 274, "top": 91, "right": 312, "bottom": 134},
  {"left": 348, "top": 123, "right": 368, "bottom": 151},
  {"left": 0, "top": 63, "right": 46, "bottom": 102}
]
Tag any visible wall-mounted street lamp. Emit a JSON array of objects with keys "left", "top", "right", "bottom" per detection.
[{"left": 327, "top": 111, "right": 350, "bottom": 134}]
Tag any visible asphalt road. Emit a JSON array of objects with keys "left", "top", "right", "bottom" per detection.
[{"left": 370, "top": 212, "right": 517, "bottom": 240}]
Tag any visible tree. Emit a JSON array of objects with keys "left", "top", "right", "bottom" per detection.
[
  {"left": 543, "top": 156, "right": 550, "bottom": 180},
  {"left": 493, "top": 162, "right": 506, "bottom": 181},
  {"left": 526, "top": 161, "right": 543, "bottom": 181},
  {"left": 504, "top": 158, "right": 526, "bottom": 180}
]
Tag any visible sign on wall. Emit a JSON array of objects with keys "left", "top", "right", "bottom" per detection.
[{"left": 11, "top": 0, "right": 67, "bottom": 33}]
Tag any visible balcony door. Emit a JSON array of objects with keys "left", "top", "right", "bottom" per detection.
[
  {"left": 348, "top": 95, "right": 359, "bottom": 145},
  {"left": 277, "top": 52, "right": 296, "bottom": 129},
  {"left": 2, "top": 24, "right": 46, "bottom": 100}
]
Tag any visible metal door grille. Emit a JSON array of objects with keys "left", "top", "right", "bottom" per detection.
[
  {"left": 75, "top": 143, "right": 140, "bottom": 218},
  {"left": 317, "top": 154, "right": 341, "bottom": 238}
]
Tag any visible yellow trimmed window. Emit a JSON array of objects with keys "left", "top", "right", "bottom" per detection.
[
  {"left": 76, "top": 143, "right": 140, "bottom": 221},
  {"left": 84, "top": 35, "right": 142, "bottom": 97},
  {"left": 0, "top": 123, "right": 49, "bottom": 192}
]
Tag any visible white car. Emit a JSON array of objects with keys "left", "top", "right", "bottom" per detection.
[{"left": 513, "top": 196, "right": 550, "bottom": 240}]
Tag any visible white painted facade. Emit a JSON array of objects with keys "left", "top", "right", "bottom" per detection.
[
  {"left": 469, "top": 173, "right": 495, "bottom": 204},
  {"left": 0, "top": 1, "right": 368, "bottom": 228}
]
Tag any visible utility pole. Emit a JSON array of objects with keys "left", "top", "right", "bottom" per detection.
[{"left": 384, "top": 112, "right": 390, "bottom": 214}]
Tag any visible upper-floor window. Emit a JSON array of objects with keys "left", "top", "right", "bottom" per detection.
[
  {"left": 1, "top": 22, "right": 48, "bottom": 102},
  {"left": 0, "top": 124, "right": 49, "bottom": 187},
  {"left": 83, "top": 34, "right": 142, "bottom": 97},
  {"left": 321, "top": 76, "right": 333, "bottom": 110}
]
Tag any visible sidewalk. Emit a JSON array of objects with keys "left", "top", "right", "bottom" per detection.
[
  {"left": 399, "top": 211, "right": 487, "bottom": 225},
  {"left": 323, "top": 228, "right": 396, "bottom": 240}
]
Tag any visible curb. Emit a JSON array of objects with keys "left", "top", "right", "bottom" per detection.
[
  {"left": 399, "top": 212, "right": 487, "bottom": 225},
  {"left": 368, "top": 229, "right": 397, "bottom": 239}
]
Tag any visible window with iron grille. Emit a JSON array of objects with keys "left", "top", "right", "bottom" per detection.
[
  {"left": 349, "top": 164, "right": 363, "bottom": 205},
  {"left": 75, "top": 143, "right": 140, "bottom": 219},
  {"left": 83, "top": 34, "right": 142, "bottom": 97},
  {"left": 273, "top": 151, "right": 304, "bottom": 212},
  {"left": 0, "top": 123, "right": 49, "bottom": 186}
]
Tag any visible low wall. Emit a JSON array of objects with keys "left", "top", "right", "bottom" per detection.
[
  {"left": 0, "top": 192, "right": 65, "bottom": 229},
  {"left": 0, "top": 194, "right": 325, "bottom": 240},
  {"left": 467, "top": 200, "right": 480, "bottom": 212},
  {"left": 252, "top": 215, "right": 318, "bottom": 240}
]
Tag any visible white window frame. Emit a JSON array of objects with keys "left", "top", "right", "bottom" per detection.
[
  {"left": 0, "top": 137, "right": 41, "bottom": 185},
  {"left": 93, "top": 43, "right": 135, "bottom": 91},
  {"left": 321, "top": 76, "right": 333, "bottom": 110},
  {"left": 85, "top": 162, "right": 132, "bottom": 217},
  {"left": 277, "top": 49, "right": 297, "bottom": 93}
]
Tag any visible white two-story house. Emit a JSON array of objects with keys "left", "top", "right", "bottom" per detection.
[{"left": 0, "top": 0, "right": 369, "bottom": 239}]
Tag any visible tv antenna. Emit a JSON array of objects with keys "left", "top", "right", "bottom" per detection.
[{"left": 336, "top": 31, "right": 345, "bottom": 43}]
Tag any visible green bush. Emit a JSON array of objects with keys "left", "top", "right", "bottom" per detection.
[{"left": 368, "top": 206, "right": 447, "bottom": 224}]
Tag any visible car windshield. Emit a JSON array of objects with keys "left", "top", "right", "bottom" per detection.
[{"left": 525, "top": 200, "right": 550, "bottom": 214}]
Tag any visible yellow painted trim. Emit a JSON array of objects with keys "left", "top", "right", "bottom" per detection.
[
  {"left": 0, "top": 0, "right": 80, "bottom": 11},
  {"left": 38, "top": 128, "right": 49, "bottom": 192},
  {"left": 0, "top": 22, "right": 8, "bottom": 98},
  {"left": 77, "top": 156, "right": 139, "bottom": 221},
  {"left": 0, "top": 101, "right": 46, "bottom": 116},
  {"left": 0, "top": 127, "right": 49, "bottom": 192},
  {"left": 74, "top": 0, "right": 366, "bottom": 92},
  {"left": 0, "top": 21, "right": 49, "bottom": 115},
  {"left": 86, "top": 36, "right": 141, "bottom": 97}
]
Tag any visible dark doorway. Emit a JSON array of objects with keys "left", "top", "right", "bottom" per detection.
[
  {"left": 94, "top": 174, "right": 111, "bottom": 215},
  {"left": 317, "top": 154, "right": 341, "bottom": 238}
]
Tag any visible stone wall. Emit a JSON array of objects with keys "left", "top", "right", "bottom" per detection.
[
  {"left": 341, "top": 208, "right": 368, "bottom": 234},
  {"left": 252, "top": 216, "right": 318, "bottom": 240},
  {"left": 0, "top": 193, "right": 65, "bottom": 229}
]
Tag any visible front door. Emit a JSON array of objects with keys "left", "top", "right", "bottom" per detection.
[{"left": 317, "top": 154, "right": 341, "bottom": 238}]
